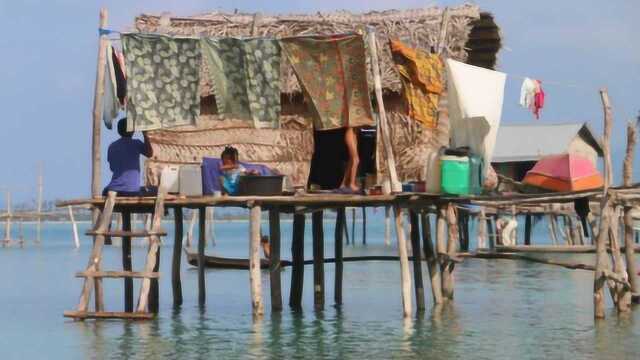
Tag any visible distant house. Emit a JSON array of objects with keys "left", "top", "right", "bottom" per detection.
[{"left": 491, "top": 122, "right": 604, "bottom": 181}]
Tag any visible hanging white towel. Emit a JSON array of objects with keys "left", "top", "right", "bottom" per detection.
[
  {"left": 519, "top": 77, "right": 537, "bottom": 109},
  {"left": 103, "top": 42, "right": 120, "bottom": 130},
  {"left": 446, "top": 59, "right": 506, "bottom": 176}
]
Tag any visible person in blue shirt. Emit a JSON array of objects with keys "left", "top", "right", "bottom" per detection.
[{"left": 102, "top": 118, "right": 154, "bottom": 197}]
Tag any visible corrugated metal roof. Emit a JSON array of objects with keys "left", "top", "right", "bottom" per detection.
[{"left": 492, "top": 122, "right": 601, "bottom": 163}]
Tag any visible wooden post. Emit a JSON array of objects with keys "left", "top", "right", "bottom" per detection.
[
  {"left": 91, "top": 8, "right": 108, "bottom": 200},
  {"left": 249, "top": 205, "right": 263, "bottom": 316},
  {"left": 198, "top": 207, "right": 206, "bottom": 306},
  {"left": 121, "top": 211, "right": 133, "bottom": 312},
  {"left": 172, "top": 207, "right": 184, "bottom": 307},
  {"left": 622, "top": 121, "right": 638, "bottom": 307},
  {"left": 384, "top": 206, "right": 392, "bottom": 246},
  {"left": 312, "top": 211, "right": 325, "bottom": 310},
  {"left": 361, "top": 207, "right": 367, "bottom": 245},
  {"left": 409, "top": 211, "right": 425, "bottom": 312},
  {"left": 344, "top": 210, "right": 351, "bottom": 246},
  {"left": 269, "top": 208, "right": 283, "bottom": 311},
  {"left": 36, "top": 163, "right": 43, "bottom": 243},
  {"left": 136, "top": 192, "right": 165, "bottom": 313},
  {"left": 68, "top": 206, "right": 80, "bottom": 248},
  {"left": 524, "top": 214, "right": 532, "bottom": 246},
  {"left": 289, "top": 214, "right": 305, "bottom": 309},
  {"left": 206, "top": 207, "right": 215, "bottom": 247},
  {"left": 442, "top": 204, "right": 458, "bottom": 300},
  {"left": 367, "top": 29, "right": 401, "bottom": 192},
  {"left": 477, "top": 208, "right": 487, "bottom": 249},
  {"left": 421, "top": 213, "right": 443, "bottom": 304},
  {"left": 487, "top": 216, "right": 496, "bottom": 251},
  {"left": 186, "top": 210, "right": 197, "bottom": 248},
  {"left": 394, "top": 206, "right": 412, "bottom": 317},
  {"left": 351, "top": 208, "right": 356, "bottom": 246},
  {"left": 594, "top": 88, "right": 613, "bottom": 319},
  {"left": 4, "top": 191, "right": 11, "bottom": 242},
  {"left": 335, "top": 208, "right": 345, "bottom": 305}
]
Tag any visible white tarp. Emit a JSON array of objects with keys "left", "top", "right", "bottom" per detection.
[{"left": 446, "top": 59, "right": 506, "bottom": 176}]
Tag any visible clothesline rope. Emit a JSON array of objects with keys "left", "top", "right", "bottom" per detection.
[{"left": 100, "top": 27, "right": 599, "bottom": 94}]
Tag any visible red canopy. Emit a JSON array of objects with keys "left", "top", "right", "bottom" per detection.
[{"left": 523, "top": 153, "right": 603, "bottom": 192}]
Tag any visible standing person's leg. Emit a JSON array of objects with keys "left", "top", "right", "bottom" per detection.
[{"left": 340, "top": 127, "right": 360, "bottom": 192}]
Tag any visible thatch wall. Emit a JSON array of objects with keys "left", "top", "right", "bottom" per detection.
[{"left": 134, "top": 5, "right": 501, "bottom": 187}]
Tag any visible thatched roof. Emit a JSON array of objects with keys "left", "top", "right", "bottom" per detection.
[{"left": 134, "top": 4, "right": 501, "bottom": 95}]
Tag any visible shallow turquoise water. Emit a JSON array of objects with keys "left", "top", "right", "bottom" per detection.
[{"left": 0, "top": 214, "right": 639, "bottom": 359}]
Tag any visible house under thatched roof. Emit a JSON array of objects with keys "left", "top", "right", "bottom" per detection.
[{"left": 134, "top": 5, "right": 502, "bottom": 189}]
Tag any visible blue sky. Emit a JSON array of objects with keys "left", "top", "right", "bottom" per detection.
[{"left": 0, "top": 0, "right": 638, "bottom": 204}]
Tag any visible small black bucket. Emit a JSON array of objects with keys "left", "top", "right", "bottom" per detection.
[{"left": 237, "top": 175, "right": 284, "bottom": 196}]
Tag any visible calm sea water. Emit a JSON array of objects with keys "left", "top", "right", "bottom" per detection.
[{"left": 0, "top": 213, "right": 639, "bottom": 359}]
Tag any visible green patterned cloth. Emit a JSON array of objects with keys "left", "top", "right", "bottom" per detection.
[
  {"left": 122, "top": 34, "right": 201, "bottom": 131},
  {"left": 201, "top": 38, "right": 281, "bottom": 128},
  {"left": 281, "top": 34, "right": 374, "bottom": 130}
]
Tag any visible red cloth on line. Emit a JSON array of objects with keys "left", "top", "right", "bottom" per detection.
[{"left": 533, "top": 80, "right": 544, "bottom": 119}]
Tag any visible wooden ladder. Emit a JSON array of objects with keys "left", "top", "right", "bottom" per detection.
[{"left": 64, "top": 191, "right": 166, "bottom": 320}]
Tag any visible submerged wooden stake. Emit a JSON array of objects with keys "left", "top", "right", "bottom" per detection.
[
  {"left": 442, "top": 204, "right": 459, "bottom": 300},
  {"left": 121, "top": 211, "right": 133, "bottom": 312},
  {"left": 394, "top": 206, "right": 412, "bottom": 317},
  {"left": 312, "top": 211, "right": 325, "bottom": 310},
  {"left": 421, "top": 213, "right": 443, "bottom": 304},
  {"left": 269, "top": 208, "right": 282, "bottom": 311},
  {"left": 289, "top": 214, "right": 305, "bottom": 309},
  {"left": 172, "top": 207, "right": 183, "bottom": 307},
  {"left": 249, "top": 205, "right": 263, "bottom": 316},
  {"left": 335, "top": 208, "right": 345, "bottom": 305},
  {"left": 384, "top": 206, "right": 392, "bottom": 246},
  {"left": 198, "top": 207, "right": 206, "bottom": 306},
  {"left": 409, "top": 211, "right": 425, "bottom": 311}
]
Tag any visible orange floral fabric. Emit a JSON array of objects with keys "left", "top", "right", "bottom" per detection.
[{"left": 390, "top": 39, "right": 444, "bottom": 128}]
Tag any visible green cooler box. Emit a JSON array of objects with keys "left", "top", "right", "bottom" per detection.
[{"left": 440, "top": 155, "right": 470, "bottom": 195}]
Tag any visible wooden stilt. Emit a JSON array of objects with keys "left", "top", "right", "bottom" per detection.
[
  {"left": 487, "top": 217, "right": 496, "bottom": 251},
  {"left": 312, "top": 211, "right": 325, "bottom": 310},
  {"left": 442, "top": 204, "right": 458, "bottom": 300},
  {"left": 172, "top": 207, "right": 184, "bottom": 307},
  {"left": 420, "top": 213, "right": 443, "bottom": 304},
  {"left": 249, "top": 205, "right": 263, "bottom": 316},
  {"left": 394, "top": 206, "right": 412, "bottom": 317},
  {"left": 136, "top": 192, "right": 165, "bottom": 313},
  {"left": 91, "top": 8, "right": 108, "bottom": 202},
  {"left": 477, "top": 208, "right": 487, "bottom": 249},
  {"left": 186, "top": 210, "right": 197, "bottom": 248},
  {"left": 524, "top": 214, "right": 532, "bottom": 245},
  {"left": 198, "top": 207, "right": 206, "bottom": 306},
  {"left": 409, "top": 210, "right": 425, "bottom": 312},
  {"left": 622, "top": 121, "right": 637, "bottom": 307},
  {"left": 269, "top": 208, "right": 282, "bottom": 311},
  {"left": 335, "top": 208, "right": 345, "bottom": 305},
  {"left": 594, "top": 88, "right": 613, "bottom": 319},
  {"left": 351, "top": 208, "right": 356, "bottom": 246},
  {"left": 361, "top": 207, "right": 367, "bottom": 245},
  {"left": 121, "top": 211, "right": 133, "bottom": 312},
  {"left": 289, "top": 214, "right": 305, "bottom": 309},
  {"left": 344, "top": 210, "right": 351, "bottom": 246},
  {"left": 384, "top": 206, "right": 392, "bottom": 246}
]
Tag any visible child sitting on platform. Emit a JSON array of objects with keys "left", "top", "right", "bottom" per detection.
[{"left": 219, "top": 146, "right": 258, "bottom": 195}]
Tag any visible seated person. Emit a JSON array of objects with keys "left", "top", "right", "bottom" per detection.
[
  {"left": 218, "top": 146, "right": 258, "bottom": 195},
  {"left": 102, "top": 118, "right": 155, "bottom": 197}
]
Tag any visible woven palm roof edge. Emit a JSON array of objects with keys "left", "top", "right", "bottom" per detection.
[{"left": 134, "top": 4, "right": 501, "bottom": 94}]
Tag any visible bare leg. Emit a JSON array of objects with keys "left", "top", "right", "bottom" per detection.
[{"left": 340, "top": 127, "right": 360, "bottom": 192}]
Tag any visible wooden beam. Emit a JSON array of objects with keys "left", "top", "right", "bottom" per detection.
[
  {"left": 91, "top": 8, "right": 108, "bottom": 199},
  {"left": 289, "top": 214, "right": 305, "bottom": 309},
  {"left": 76, "top": 271, "right": 159, "bottom": 279},
  {"left": 409, "top": 210, "right": 425, "bottom": 311},
  {"left": 172, "top": 207, "right": 184, "bottom": 306},
  {"left": 68, "top": 206, "right": 80, "bottom": 248},
  {"left": 394, "top": 206, "right": 412, "bottom": 317},
  {"left": 249, "top": 205, "right": 264, "bottom": 316},
  {"left": 198, "top": 207, "right": 206, "bottom": 306},
  {"left": 121, "top": 211, "right": 133, "bottom": 312},
  {"left": 269, "top": 208, "right": 283, "bottom": 311},
  {"left": 335, "top": 208, "right": 345, "bottom": 305},
  {"left": 312, "top": 211, "right": 325, "bottom": 310}
]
